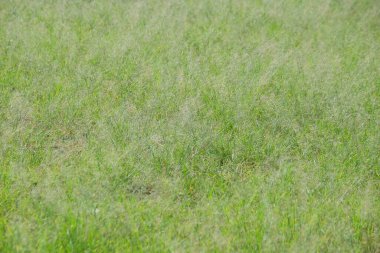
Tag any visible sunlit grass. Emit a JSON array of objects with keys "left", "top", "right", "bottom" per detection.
[{"left": 0, "top": 0, "right": 379, "bottom": 252}]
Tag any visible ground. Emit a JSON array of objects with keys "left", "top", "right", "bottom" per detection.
[{"left": 0, "top": 0, "right": 379, "bottom": 252}]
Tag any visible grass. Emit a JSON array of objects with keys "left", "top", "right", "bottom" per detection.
[{"left": 0, "top": 0, "right": 379, "bottom": 252}]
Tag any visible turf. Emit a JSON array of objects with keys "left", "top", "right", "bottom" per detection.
[{"left": 0, "top": 0, "right": 379, "bottom": 252}]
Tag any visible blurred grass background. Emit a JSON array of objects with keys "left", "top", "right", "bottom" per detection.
[{"left": 0, "top": 0, "right": 379, "bottom": 252}]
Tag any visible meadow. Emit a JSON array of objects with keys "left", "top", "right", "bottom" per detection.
[{"left": 0, "top": 0, "right": 379, "bottom": 252}]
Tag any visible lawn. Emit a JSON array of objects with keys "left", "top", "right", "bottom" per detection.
[{"left": 0, "top": 0, "right": 379, "bottom": 252}]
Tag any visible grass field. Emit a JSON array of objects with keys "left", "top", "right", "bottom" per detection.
[{"left": 0, "top": 0, "right": 379, "bottom": 252}]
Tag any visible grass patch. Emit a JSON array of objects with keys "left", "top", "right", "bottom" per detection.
[{"left": 0, "top": 0, "right": 379, "bottom": 252}]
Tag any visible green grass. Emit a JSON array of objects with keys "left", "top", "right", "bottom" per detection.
[{"left": 0, "top": 0, "right": 379, "bottom": 252}]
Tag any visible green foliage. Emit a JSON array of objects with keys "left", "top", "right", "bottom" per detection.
[{"left": 0, "top": 0, "right": 379, "bottom": 252}]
